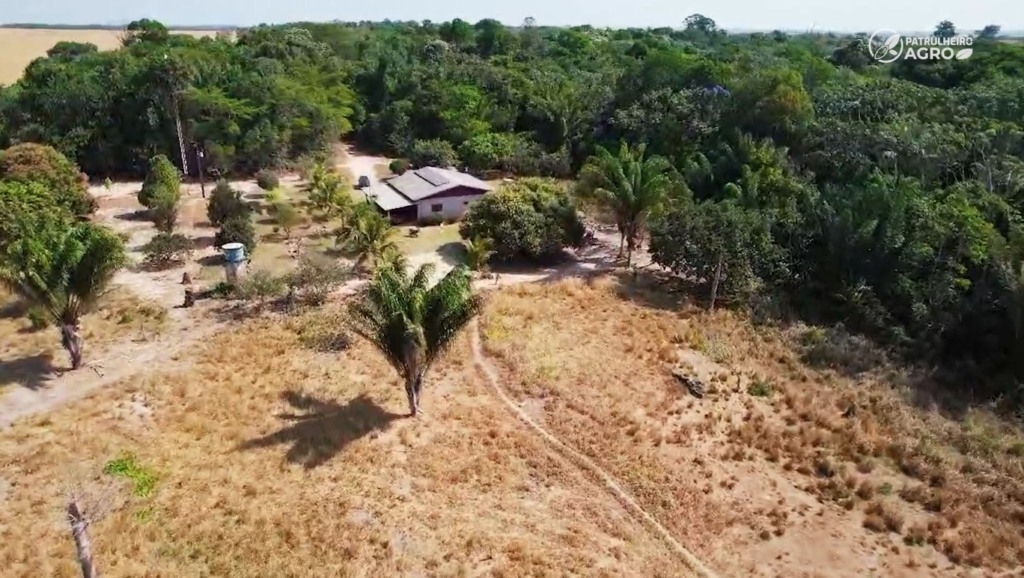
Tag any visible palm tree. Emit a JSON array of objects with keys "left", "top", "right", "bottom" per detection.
[
  {"left": 0, "top": 223, "right": 127, "bottom": 369},
  {"left": 578, "top": 141, "right": 675, "bottom": 266},
  {"left": 336, "top": 206, "right": 399, "bottom": 269},
  {"left": 348, "top": 263, "right": 482, "bottom": 416},
  {"left": 463, "top": 236, "right": 495, "bottom": 272}
]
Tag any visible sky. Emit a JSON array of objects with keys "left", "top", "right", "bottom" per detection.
[{"left": 2, "top": 0, "right": 1022, "bottom": 34}]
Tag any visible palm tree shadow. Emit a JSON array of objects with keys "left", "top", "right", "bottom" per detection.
[
  {"left": 0, "top": 352, "right": 56, "bottom": 390},
  {"left": 237, "top": 391, "right": 402, "bottom": 469}
]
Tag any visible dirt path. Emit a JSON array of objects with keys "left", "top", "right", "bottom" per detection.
[
  {"left": 469, "top": 318, "right": 718, "bottom": 578},
  {"left": 0, "top": 306, "right": 225, "bottom": 429},
  {"left": 336, "top": 144, "right": 390, "bottom": 185}
]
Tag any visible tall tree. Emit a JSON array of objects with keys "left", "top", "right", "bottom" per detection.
[
  {"left": 934, "top": 20, "right": 957, "bottom": 39},
  {"left": 0, "top": 223, "right": 127, "bottom": 369},
  {"left": 577, "top": 141, "right": 675, "bottom": 265},
  {"left": 650, "top": 200, "right": 779, "bottom": 310},
  {"left": 348, "top": 263, "right": 482, "bottom": 416}
]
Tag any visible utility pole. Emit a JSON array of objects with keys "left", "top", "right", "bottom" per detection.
[
  {"left": 163, "top": 53, "right": 190, "bottom": 180},
  {"left": 172, "top": 94, "right": 189, "bottom": 178}
]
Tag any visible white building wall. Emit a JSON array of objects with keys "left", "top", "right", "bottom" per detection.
[{"left": 416, "top": 194, "right": 485, "bottom": 222}]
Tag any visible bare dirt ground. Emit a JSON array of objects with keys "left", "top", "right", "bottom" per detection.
[
  {"left": 0, "top": 28, "right": 219, "bottom": 85},
  {"left": 334, "top": 143, "right": 391, "bottom": 186}
]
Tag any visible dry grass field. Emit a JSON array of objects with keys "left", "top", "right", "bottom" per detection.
[
  {"left": 0, "top": 288, "right": 168, "bottom": 388},
  {"left": 0, "top": 28, "right": 217, "bottom": 85},
  {"left": 0, "top": 305, "right": 686, "bottom": 577},
  {"left": 2, "top": 273, "right": 1023, "bottom": 576},
  {"left": 481, "top": 277, "right": 1024, "bottom": 577}
]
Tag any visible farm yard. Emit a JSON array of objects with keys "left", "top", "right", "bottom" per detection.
[{"left": 3, "top": 15, "right": 1024, "bottom": 578}]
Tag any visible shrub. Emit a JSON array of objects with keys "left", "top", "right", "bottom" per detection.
[
  {"left": 409, "top": 139, "right": 459, "bottom": 168},
  {"left": 138, "top": 154, "right": 180, "bottom": 209},
  {"left": 747, "top": 379, "right": 774, "bottom": 397},
  {"left": 389, "top": 158, "right": 410, "bottom": 175},
  {"left": 234, "top": 269, "right": 287, "bottom": 302},
  {"left": 255, "top": 169, "right": 280, "bottom": 191},
  {"left": 26, "top": 306, "right": 50, "bottom": 330},
  {"left": 141, "top": 232, "right": 193, "bottom": 270},
  {"left": 208, "top": 180, "right": 251, "bottom": 226},
  {"left": 273, "top": 202, "right": 303, "bottom": 239},
  {"left": 459, "top": 178, "right": 585, "bottom": 262},
  {"left": 287, "top": 253, "right": 350, "bottom": 306},
  {"left": 0, "top": 143, "right": 94, "bottom": 215},
  {"left": 215, "top": 214, "right": 257, "bottom": 253}
]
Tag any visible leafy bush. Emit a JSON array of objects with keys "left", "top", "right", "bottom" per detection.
[
  {"left": 459, "top": 179, "right": 585, "bottom": 262},
  {"left": 409, "top": 139, "right": 458, "bottom": 168},
  {"left": 138, "top": 155, "right": 180, "bottom": 209},
  {"left": 136, "top": 155, "right": 182, "bottom": 233},
  {"left": 141, "top": 232, "right": 193, "bottom": 270},
  {"left": 215, "top": 214, "right": 257, "bottom": 253},
  {"left": 0, "top": 143, "right": 94, "bottom": 215},
  {"left": 389, "top": 158, "right": 410, "bottom": 175},
  {"left": 273, "top": 202, "right": 303, "bottom": 238},
  {"left": 287, "top": 253, "right": 350, "bottom": 306},
  {"left": 234, "top": 269, "right": 287, "bottom": 302},
  {"left": 26, "top": 306, "right": 50, "bottom": 330},
  {"left": 747, "top": 379, "right": 774, "bottom": 397},
  {"left": 208, "top": 180, "right": 251, "bottom": 227},
  {"left": 255, "top": 169, "right": 280, "bottom": 191},
  {"left": 0, "top": 180, "right": 73, "bottom": 252}
]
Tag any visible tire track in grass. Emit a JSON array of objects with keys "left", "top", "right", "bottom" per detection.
[{"left": 470, "top": 318, "right": 720, "bottom": 578}]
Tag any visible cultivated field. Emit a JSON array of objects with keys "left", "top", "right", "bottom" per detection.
[{"left": 0, "top": 28, "right": 218, "bottom": 85}]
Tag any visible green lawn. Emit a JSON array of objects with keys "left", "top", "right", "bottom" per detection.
[{"left": 394, "top": 224, "right": 462, "bottom": 255}]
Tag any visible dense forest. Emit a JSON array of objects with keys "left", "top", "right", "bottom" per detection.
[{"left": 3, "top": 17, "right": 1024, "bottom": 407}]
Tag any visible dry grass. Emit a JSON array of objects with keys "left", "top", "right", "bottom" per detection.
[
  {"left": 480, "top": 275, "right": 1024, "bottom": 575},
  {"left": 0, "top": 302, "right": 685, "bottom": 577},
  {"left": 6, "top": 271, "right": 1024, "bottom": 576},
  {"left": 0, "top": 287, "right": 167, "bottom": 385},
  {"left": 0, "top": 28, "right": 218, "bottom": 85}
]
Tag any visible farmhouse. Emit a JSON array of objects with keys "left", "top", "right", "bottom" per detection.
[{"left": 364, "top": 167, "right": 493, "bottom": 223}]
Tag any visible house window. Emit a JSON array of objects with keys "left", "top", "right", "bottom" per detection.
[{"left": 430, "top": 203, "right": 443, "bottom": 213}]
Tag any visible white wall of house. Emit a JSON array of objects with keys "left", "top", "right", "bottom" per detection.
[{"left": 416, "top": 193, "right": 485, "bottom": 221}]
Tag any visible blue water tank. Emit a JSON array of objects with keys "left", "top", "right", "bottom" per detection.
[{"left": 222, "top": 242, "right": 246, "bottom": 263}]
